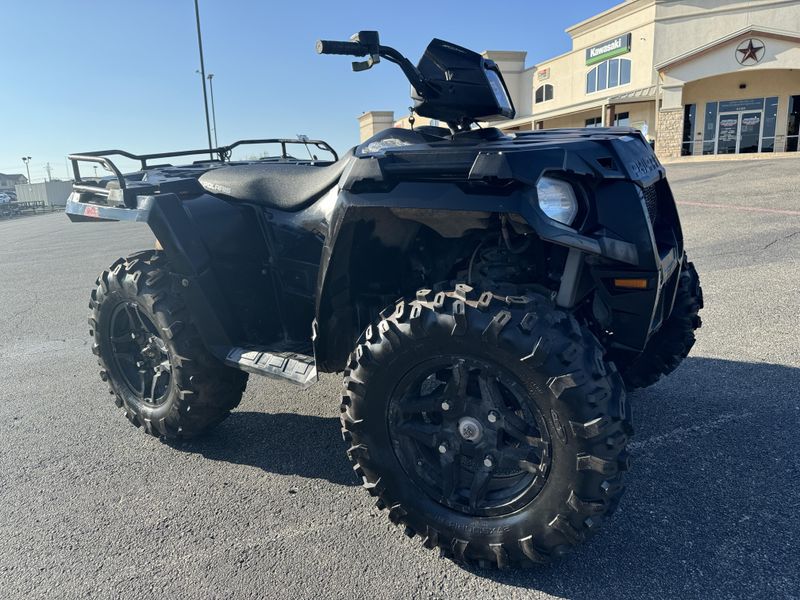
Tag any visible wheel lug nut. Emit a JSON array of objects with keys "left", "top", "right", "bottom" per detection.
[
  {"left": 441, "top": 401, "right": 450, "bottom": 411},
  {"left": 483, "top": 456, "right": 494, "bottom": 468},
  {"left": 438, "top": 443, "right": 448, "bottom": 454},
  {"left": 487, "top": 411, "right": 498, "bottom": 423}
]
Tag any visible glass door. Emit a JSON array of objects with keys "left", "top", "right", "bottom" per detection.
[
  {"left": 716, "top": 111, "right": 764, "bottom": 154},
  {"left": 716, "top": 113, "right": 740, "bottom": 154},
  {"left": 787, "top": 95, "right": 800, "bottom": 152},
  {"left": 739, "top": 112, "right": 762, "bottom": 153}
]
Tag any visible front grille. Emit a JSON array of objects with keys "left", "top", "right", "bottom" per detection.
[{"left": 642, "top": 184, "right": 658, "bottom": 224}]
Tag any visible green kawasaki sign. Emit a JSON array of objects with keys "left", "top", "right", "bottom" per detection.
[{"left": 586, "top": 33, "right": 632, "bottom": 65}]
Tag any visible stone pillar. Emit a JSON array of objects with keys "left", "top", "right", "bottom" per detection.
[
  {"left": 604, "top": 104, "right": 616, "bottom": 127},
  {"left": 655, "top": 108, "right": 685, "bottom": 160},
  {"left": 358, "top": 111, "right": 395, "bottom": 143}
]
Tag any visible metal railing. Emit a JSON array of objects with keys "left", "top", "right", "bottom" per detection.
[{"left": 68, "top": 138, "right": 338, "bottom": 202}]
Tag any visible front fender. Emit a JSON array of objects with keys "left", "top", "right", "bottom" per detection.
[{"left": 313, "top": 182, "right": 624, "bottom": 371}]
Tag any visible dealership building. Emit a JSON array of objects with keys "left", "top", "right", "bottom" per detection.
[{"left": 359, "top": 0, "right": 800, "bottom": 160}]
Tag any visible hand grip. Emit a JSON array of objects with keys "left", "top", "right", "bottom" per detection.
[{"left": 316, "top": 40, "right": 367, "bottom": 57}]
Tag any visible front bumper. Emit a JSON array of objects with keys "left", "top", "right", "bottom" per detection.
[{"left": 589, "top": 245, "right": 683, "bottom": 351}]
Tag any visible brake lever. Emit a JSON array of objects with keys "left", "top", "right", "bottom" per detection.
[{"left": 352, "top": 52, "right": 380, "bottom": 71}]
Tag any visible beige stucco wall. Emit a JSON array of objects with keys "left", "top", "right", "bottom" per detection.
[
  {"left": 653, "top": 0, "right": 800, "bottom": 65},
  {"left": 539, "top": 109, "right": 602, "bottom": 130},
  {"left": 513, "top": 0, "right": 658, "bottom": 121},
  {"left": 522, "top": 20, "right": 656, "bottom": 119},
  {"left": 682, "top": 69, "right": 800, "bottom": 151},
  {"left": 358, "top": 111, "right": 394, "bottom": 142},
  {"left": 661, "top": 35, "right": 800, "bottom": 96},
  {"left": 567, "top": 1, "right": 656, "bottom": 47},
  {"left": 510, "top": 0, "right": 800, "bottom": 124},
  {"left": 616, "top": 101, "right": 657, "bottom": 134},
  {"left": 537, "top": 101, "right": 655, "bottom": 134}
]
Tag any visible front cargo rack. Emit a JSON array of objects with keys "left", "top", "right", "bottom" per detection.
[{"left": 68, "top": 138, "right": 337, "bottom": 207}]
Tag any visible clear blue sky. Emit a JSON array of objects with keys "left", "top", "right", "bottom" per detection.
[{"left": 0, "top": 0, "right": 618, "bottom": 181}]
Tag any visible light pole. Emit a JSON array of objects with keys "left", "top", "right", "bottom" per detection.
[
  {"left": 21, "top": 156, "right": 31, "bottom": 183},
  {"left": 207, "top": 73, "right": 219, "bottom": 147},
  {"left": 193, "top": 0, "right": 214, "bottom": 158}
]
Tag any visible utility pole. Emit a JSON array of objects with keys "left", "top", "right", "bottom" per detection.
[
  {"left": 193, "top": 0, "right": 214, "bottom": 158},
  {"left": 21, "top": 156, "right": 31, "bottom": 183},
  {"left": 207, "top": 73, "right": 219, "bottom": 147},
  {"left": 44, "top": 163, "right": 53, "bottom": 182}
]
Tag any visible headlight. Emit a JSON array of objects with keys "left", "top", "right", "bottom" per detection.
[
  {"left": 536, "top": 177, "right": 578, "bottom": 225},
  {"left": 359, "top": 136, "right": 412, "bottom": 156}
]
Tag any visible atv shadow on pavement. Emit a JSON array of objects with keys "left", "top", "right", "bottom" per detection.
[
  {"left": 167, "top": 356, "right": 797, "bottom": 596},
  {"left": 172, "top": 411, "right": 356, "bottom": 487},
  {"left": 466, "top": 355, "right": 799, "bottom": 598}
]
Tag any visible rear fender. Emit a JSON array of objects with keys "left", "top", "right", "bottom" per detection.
[{"left": 67, "top": 192, "right": 252, "bottom": 355}]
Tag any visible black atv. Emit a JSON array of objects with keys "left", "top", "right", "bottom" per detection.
[{"left": 67, "top": 31, "right": 702, "bottom": 569}]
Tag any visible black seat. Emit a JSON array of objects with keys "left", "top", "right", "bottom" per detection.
[{"left": 198, "top": 150, "right": 353, "bottom": 211}]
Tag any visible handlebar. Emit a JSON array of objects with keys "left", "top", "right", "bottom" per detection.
[
  {"left": 316, "top": 40, "right": 368, "bottom": 57},
  {"left": 316, "top": 33, "right": 430, "bottom": 99}
]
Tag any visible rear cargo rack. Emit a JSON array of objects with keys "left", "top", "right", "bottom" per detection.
[{"left": 68, "top": 138, "right": 337, "bottom": 206}]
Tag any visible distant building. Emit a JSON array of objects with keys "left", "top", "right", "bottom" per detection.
[
  {"left": 0, "top": 173, "right": 27, "bottom": 191},
  {"left": 360, "top": 0, "right": 800, "bottom": 161}
]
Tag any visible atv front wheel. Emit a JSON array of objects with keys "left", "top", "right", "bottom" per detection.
[
  {"left": 616, "top": 257, "right": 703, "bottom": 391},
  {"left": 89, "top": 251, "right": 247, "bottom": 439},
  {"left": 341, "top": 285, "right": 631, "bottom": 568}
]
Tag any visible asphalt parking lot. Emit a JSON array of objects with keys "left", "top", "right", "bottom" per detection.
[{"left": 1, "top": 157, "right": 799, "bottom": 599}]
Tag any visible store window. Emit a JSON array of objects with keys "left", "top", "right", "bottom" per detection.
[
  {"left": 535, "top": 84, "right": 554, "bottom": 104},
  {"left": 700, "top": 97, "right": 780, "bottom": 155},
  {"left": 585, "top": 116, "right": 602, "bottom": 128},
  {"left": 682, "top": 104, "right": 696, "bottom": 156},
  {"left": 597, "top": 61, "right": 608, "bottom": 92},
  {"left": 586, "top": 58, "right": 631, "bottom": 94},
  {"left": 761, "top": 97, "right": 779, "bottom": 153},
  {"left": 787, "top": 95, "right": 800, "bottom": 152}
]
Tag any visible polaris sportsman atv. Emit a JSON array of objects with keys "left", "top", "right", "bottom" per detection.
[{"left": 66, "top": 31, "right": 702, "bottom": 569}]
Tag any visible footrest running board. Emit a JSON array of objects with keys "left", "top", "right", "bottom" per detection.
[{"left": 225, "top": 347, "right": 318, "bottom": 388}]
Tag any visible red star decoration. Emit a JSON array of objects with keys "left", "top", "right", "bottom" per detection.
[{"left": 737, "top": 40, "right": 764, "bottom": 64}]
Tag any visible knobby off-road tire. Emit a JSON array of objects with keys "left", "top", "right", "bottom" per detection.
[
  {"left": 618, "top": 258, "right": 703, "bottom": 391},
  {"left": 341, "top": 284, "right": 631, "bottom": 568},
  {"left": 89, "top": 250, "right": 247, "bottom": 439}
]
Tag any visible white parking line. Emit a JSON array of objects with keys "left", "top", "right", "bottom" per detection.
[{"left": 629, "top": 411, "right": 753, "bottom": 453}]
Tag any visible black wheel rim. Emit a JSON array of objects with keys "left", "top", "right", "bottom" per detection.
[
  {"left": 388, "top": 356, "right": 551, "bottom": 517},
  {"left": 107, "top": 302, "right": 172, "bottom": 407}
]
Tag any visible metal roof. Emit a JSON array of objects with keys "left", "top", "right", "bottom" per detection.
[{"left": 608, "top": 85, "right": 659, "bottom": 104}]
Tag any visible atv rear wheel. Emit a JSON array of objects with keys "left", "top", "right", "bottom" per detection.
[
  {"left": 341, "top": 285, "right": 631, "bottom": 568},
  {"left": 89, "top": 250, "right": 247, "bottom": 439},
  {"left": 616, "top": 257, "right": 703, "bottom": 391}
]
